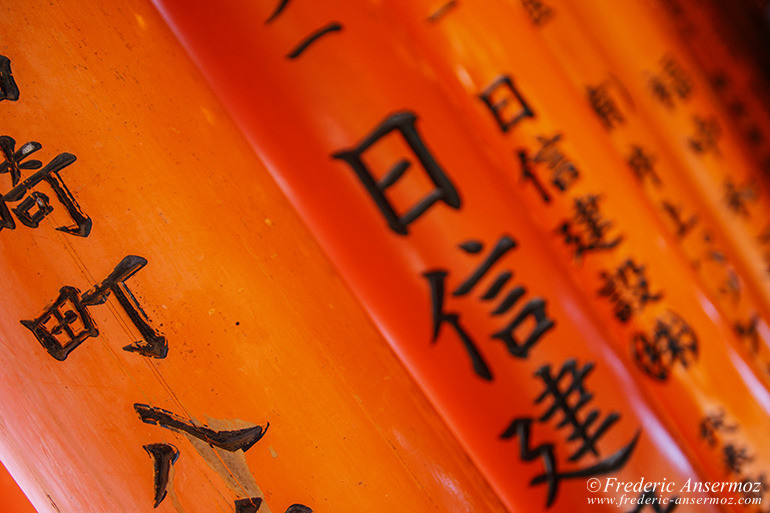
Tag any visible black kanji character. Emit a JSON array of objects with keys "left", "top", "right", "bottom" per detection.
[
  {"left": 557, "top": 194, "right": 623, "bottom": 260},
  {"left": 518, "top": 149, "right": 551, "bottom": 203},
  {"left": 723, "top": 443, "right": 753, "bottom": 475},
  {"left": 478, "top": 75, "right": 535, "bottom": 133},
  {"left": 535, "top": 360, "right": 621, "bottom": 461},
  {"left": 0, "top": 56, "right": 19, "bottom": 102},
  {"left": 518, "top": 133, "right": 579, "bottom": 202},
  {"left": 0, "top": 136, "right": 42, "bottom": 229},
  {"left": 735, "top": 315, "right": 761, "bottom": 354},
  {"left": 20, "top": 286, "right": 97, "bottom": 361},
  {"left": 135, "top": 404, "right": 269, "bottom": 452},
  {"left": 492, "top": 294, "right": 554, "bottom": 360},
  {"left": 661, "top": 56, "right": 692, "bottom": 100},
  {"left": 660, "top": 201, "right": 697, "bottom": 239},
  {"left": 265, "top": 0, "right": 291, "bottom": 23},
  {"left": 0, "top": 136, "right": 41, "bottom": 187},
  {"left": 520, "top": 0, "right": 554, "bottom": 26},
  {"left": 688, "top": 116, "right": 721, "bottom": 155},
  {"left": 424, "top": 236, "right": 555, "bottom": 380},
  {"left": 649, "top": 75, "right": 675, "bottom": 110},
  {"left": 501, "top": 360, "right": 640, "bottom": 507},
  {"left": 723, "top": 178, "right": 757, "bottom": 217},
  {"left": 143, "top": 443, "right": 179, "bottom": 508},
  {"left": 0, "top": 136, "right": 91, "bottom": 236},
  {"left": 286, "top": 23, "right": 343, "bottom": 59},
  {"left": 586, "top": 83, "right": 624, "bottom": 130},
  {"left": 21, "top": 256, "right": 166, "bottom": 360},
  {"left": 235, "top": 498, "right": 264, "bottom": 513},
  {"left": 424, "top": 270, "right": 494, "bottom": 380},
  {"left": 598, "top": 259, "right": 663, "bottom": 323},
  {"left": 717, "top": 268, "right": 741, "bottom": 303},
  {"left": 695, "top": 229, "right": 742, "bottom": 304},
  {"left": 79, "top": 256, "right": 167, "bottom": 357},
  {"left": 427, "top": 1, "right": 458, "bottom": 23},
  {"left": 632, "top": 310, "right": 698, "bottom": 380},
  {"left": 501, "top": 418, "right": 638, "bottom": 508},
  {"left": 138, "top": 407, "right": 274, "bottom": 511},
  {"left": 263, "top": 0, "right": 342, "bottom": 59},
  {"left": 332, "top": 111, "right": 461, "bottom": 235},
  {"left": 532, "top": 134, "right": 579, "bottom": 191},
  {"left": 739, "top": 473, "right": 767, "bottom": 500},
  {"left": 627, "top": 146, "right": 661, "bottom": 186},
  {"left": 699, "top": 409, "right": 737, "bottom": 448}
]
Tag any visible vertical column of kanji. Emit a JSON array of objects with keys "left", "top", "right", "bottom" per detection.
[
  {"left": 654, "top": 0, "right": 770, "bottom": 188},
  {"left": 374, "top": 0, "right": 770, "bottom": 505},
  {"left": 0, "top": 1, "right": 514, "bottom": 513},
  {"left": 151, "top": 0, "right": 726, "bottom": 511},
  {"left": 558, "top": 0, "right": 770, "bottom": 320},
  {"left": 492, "top": 0, "right": 770, "bottom": 397}
]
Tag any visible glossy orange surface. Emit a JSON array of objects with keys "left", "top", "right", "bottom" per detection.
[
  {"left": 660, "top": 0, "right": 770, "bottom": 185},
  {"left": 375, "top": 0, "right": 770, "bottom": 504},
  {"left": 566, "top": 0, "right": 770, "bottom": 311},
  {"left": 0, "top": 2, "right": 508, "bottom": 512},
  {"left": 3, "top": 1, "right": 770, "bottom": 512},
  {"left": 513, "top": 0, "right": 770, "bottom": 398},
  {"left": 151, "top": 0, "right": 759, "bottom": 510}
]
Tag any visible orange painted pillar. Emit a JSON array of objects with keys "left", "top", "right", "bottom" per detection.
[
  {"left": 563, "top": 0, "right": 770, "bottom": 314},
  {"left": 151, "top": 0, "right": 759, "bottom": 510},
  {"left": 657, "top": 0, "right": 770, "bottom": 184},
  {"left": 491, "top": 0, "right": 770, "bottom": 392},
  {"left": 0, "top": 2, "right": 509, "bottom": 513},
  {"left": 369, "top": 0, "right": 770, "bottom": 506}
]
